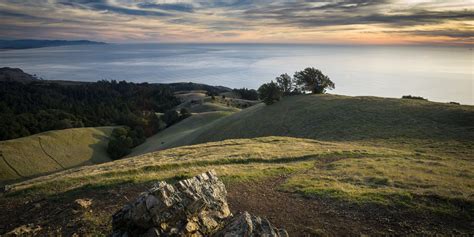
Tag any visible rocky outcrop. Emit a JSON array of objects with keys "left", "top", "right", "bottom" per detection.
[
  {"left": 215, "top": 211, "right": 288, "bottom": 237},
  {"left": 112, "top": 170, "right": 288, "bottom": 237}
]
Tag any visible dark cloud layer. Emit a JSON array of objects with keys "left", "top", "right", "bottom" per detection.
[{"left": 0, "top": 0, "right": 472, "bottom": 44}]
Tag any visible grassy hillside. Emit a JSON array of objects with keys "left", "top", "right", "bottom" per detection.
[
  {"left": 0, "top": 127, "right": 114, "bottom": 184},
  {"left": 3, "top": 136, "right": 472, "bottom": 235},
  {"left": 129, "top": 111, "right": 233, "bottom": 156},
  {"left": 1, "top": 94, "right": 473, "bottom": 235},
  {"left": 182, "top": 94, "right": 473, "bottom": 150},
  {"left": 186, "top": 102, "right": 240, "bottom": 113}
]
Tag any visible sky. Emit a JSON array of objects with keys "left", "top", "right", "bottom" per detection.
[{"left": 0, "top": 0, "right": 472, "bottom": 45}]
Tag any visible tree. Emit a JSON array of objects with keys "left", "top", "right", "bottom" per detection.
[
  {"left": 162, "top": 110, "right": 180, "bottom": 127},
  {"left": 275, "top": 73, "right": 293, "bottom": 95},
  {"left": 258, "top": 81, "right": 282, "bottom": 105},
  {"left": 232, "top": 88, "right": 259, "bottom": 100},
  {"left": 294, "top": 67, "right": 335, "bottom": 94},
  {"left": 180, "top": 108, "right": 191, "bottom": 119},
  {"left": 107, "top": 127, "right": 133, "bottom": 160}
]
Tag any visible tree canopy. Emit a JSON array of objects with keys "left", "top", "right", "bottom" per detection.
[
  {"left": 0, "top": 80, "right": 180, "bottom": 140},
  {"left": 258, "top": 81, "right": 283, "bottom": 105},
  {"left": 294, "top": 67, "right": 335, "bottom": 94}
]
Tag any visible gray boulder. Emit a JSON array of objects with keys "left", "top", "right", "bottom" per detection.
[
  {"left": 214, "top": 211, "right": 289, "bottom": 237},
  {"left": 112, "top": 170, "right": 231, "bottom": 236},
  {"left": 111, "top": 170, "right": 288, "bottom": 237}
]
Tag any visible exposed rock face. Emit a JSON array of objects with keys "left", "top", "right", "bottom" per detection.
[
  {"left": 215, "top": 211, "right": 288, "bottom": 237},
  {"left": 112, "top": 170, "right": 287, "bottom": 237}
]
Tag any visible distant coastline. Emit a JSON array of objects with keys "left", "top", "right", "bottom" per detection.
[{"left": 0, "top": 39, "right": 106, "bottom": 50}]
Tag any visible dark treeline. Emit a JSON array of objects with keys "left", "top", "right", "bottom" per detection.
[
  {"left": 165, "top": 82, "right": 231, "bottom": 95},
  {"left": 232, "top": 88, "right": 259, "bottom": 101},
  {"left": 0, "top": 80, "right": 180, "bottom": 141}
]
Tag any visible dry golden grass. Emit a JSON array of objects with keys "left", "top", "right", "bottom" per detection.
[{"left": 0, "top": 127, "right": 114, "bottom": 184}]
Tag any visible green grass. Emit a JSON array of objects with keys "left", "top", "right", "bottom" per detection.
[
  {"left": 282, "top": 154, "right": 473, "bottom": 215},
  {"left": 162, "top": 94, "right": 473, "bottom": 157},
  {"left": 187, "top": 102, "right": 240, "bottom": 113},
  {"left": 0, "top": 127, "right": 114, "bottom": 184},
  {"left": 129, "top": 111, "right": 233, "bottom": 156},
  {"left": 3, "top": 94, "right": 473, "bottom": 223},
  {"left": 6, "top": 136, "right": 473, "bottom": 217}
]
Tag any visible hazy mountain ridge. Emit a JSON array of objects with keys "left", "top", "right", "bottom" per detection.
[{"left": 0, "top": 39, "right": 106, "bottom": 49}]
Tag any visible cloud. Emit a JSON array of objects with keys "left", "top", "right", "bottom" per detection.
[
  {"left": 0, "top": 0, "right": 472, "bottom": 44},
  {"left": 137, "top": 2, "right": 194, "bottom": 13},
  {"left": 56, "top": 0, "right": 171, "bottom": 16},
  {"left": 241, "top": 1, "right": 473, "bottom": 28}
]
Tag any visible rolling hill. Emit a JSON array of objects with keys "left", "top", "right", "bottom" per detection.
[
  {"left": 1, "top": 94, "right": 473, "bottom": 235},
  {"left": 0, "top": 127, "right": 114, "bottom": 184},
  {"left": 129, "top": 111, "right": 233, "bottom": 156},
  {"left": 165, "top": 94, "right": 473, "bottom": 151}
]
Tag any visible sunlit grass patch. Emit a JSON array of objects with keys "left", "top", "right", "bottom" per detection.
[{"left": 282, "top": 154, "right": 474, "bottom": 216}]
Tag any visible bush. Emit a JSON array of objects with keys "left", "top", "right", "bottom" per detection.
[
  {"left": 162, "top": 110, "right": 180, "bottom": 127},
  {"left": 402, "top": 95, "right": 427, "bottom": 100},
  {"left": 180, "top": 108, "right": 191, "bottom": 119},
  {"left": 258, "top": 81, "right": 282, "bottom": 105},
  {"left": 107, "top": 126, "right": 148, "bottom": 160},
  {"left": 107, "top": 127, "right": 133, "bottom": 160}
]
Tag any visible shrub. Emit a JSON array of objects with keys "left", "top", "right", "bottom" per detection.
[
  {"left": 180, "top": 108, "right": 192, "bottom": 119},
  {"left": 107, "top": 126, "right": 147, "bottom": 160},
  {"left": 162, "top": 110, "right": 180, "bottom": 127},
  {"left": 402, "top": 95, "right": 427, "bottom": 100},
  {"left": 107, "top": 127, "right": 133, "bottom": 160}
]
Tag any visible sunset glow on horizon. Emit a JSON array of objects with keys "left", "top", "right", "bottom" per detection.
[{"left": 0, "top": 0, "right": 472, "bottom": 45}]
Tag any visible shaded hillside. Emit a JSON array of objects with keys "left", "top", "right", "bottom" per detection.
[
  {"left": 0, "top": 67, "right": 38, "bottom": 83},
  {"left": 0, "top": 127, "right": 114, "bottom": 184},
  {"left": 188, "top": 94, "right": 474, "bottom": 146},
  {"left": 129, "top": 111, "right": 233, "bottom": 156}
]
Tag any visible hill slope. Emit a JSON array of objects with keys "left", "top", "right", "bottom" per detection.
[
  {"left": 129, "top": 111, "right": 232, "bottom": 156},
  {"left": 3, "top": 136, "right": 473, "bottom": 235},
  {"left": 178, "top": 94, "right": 474, "bottom": 150},
  {"left": 0, "top": 127, "right": 114, "bottom": 184}
]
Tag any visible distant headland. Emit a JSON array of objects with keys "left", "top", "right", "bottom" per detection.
[{"left": 0, "top": 39, "right": 106, "bottom": 50}]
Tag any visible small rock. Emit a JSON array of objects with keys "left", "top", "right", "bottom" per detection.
[
  {"left": 74, "top": 198, "right": 93, "bottom": 209},
  {"left": 4, "top": 224, "right": 42, "bottom": 236}
]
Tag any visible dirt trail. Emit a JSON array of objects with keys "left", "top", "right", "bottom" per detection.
[{"left": 226, "top": 176, "right": 472, "bottom": 236}]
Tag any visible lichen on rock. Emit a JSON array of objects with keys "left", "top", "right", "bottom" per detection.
[{"left": 111, "top": 170, "right": 287, "bottom": 237}]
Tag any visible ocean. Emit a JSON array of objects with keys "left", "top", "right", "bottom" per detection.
[{"left": 1, "top": 43, "right": 472, "bottom": 104}]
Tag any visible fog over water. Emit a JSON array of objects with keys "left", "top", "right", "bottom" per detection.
[{"left": 1, "top": 44, "right": 472, "bottom": 104}]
